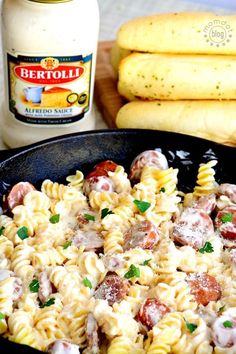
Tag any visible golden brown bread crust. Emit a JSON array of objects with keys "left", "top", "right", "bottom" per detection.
[
  {"left": 116, "top": 100, "right": 236, "bottom": 146},
  {"left": 117, "top": 12, "right": 236, "bottom": 54},
  {"left": 118, "top": 53, "right": 236, "bottom": 100},
  {"left": 110, "top": 41, "right": 131, "bottom": 77}
]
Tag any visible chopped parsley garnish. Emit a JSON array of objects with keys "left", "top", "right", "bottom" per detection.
[
  {"left": 83, "top": 277, "right": 92, "bottom": 289},
  {"left": 63, "top": 241, "right": 72, "bottom": 250},
  {"left": 39, "top": 298, "right": 55, "bottom": 308},
  {"left": 101, "top": 208, "right": 114, "bottom": 219},
  {"left": 84, "top": 213, "right": 95, "bottom": 222},
  {"left": 29, "top": 279, "right": 39, "bottom": 293},
  {"left": 160, "top": 187, "right": 166, "bottom": 193},
  {"left": 143, "top": 259, "right": 152, "bottom": 266},
  {"left": 185, "top": 321, "right": 198, "bottom": 333},
  {"left": 124, "top": 264, "right": 140, "bottom": 279},
  {"left": 0, "top": 313, "right": 5, "bottom": 320},
  {"left": 133, "top": 200, "right": 151, "bottom": 213},
  {"left": 223, "top": 320, "right": 233, "bottom": 328},
  {"left": 49, "top": 214, "right": 60, "bottom": 224},
  {"left": 221, "top": 213, "right": 233, "bottom": 223},
  {"left": 198, "top": 242, "right": 214, "bottom": 254},
  {"left": 0, "top": 226, "right": 5, "bottom": 236},
  {"left": 218, "top": 305, "right": 226, "bottom": 314},
  {"left": 17, "top": 226, "right": 28, "bottom": 240}
]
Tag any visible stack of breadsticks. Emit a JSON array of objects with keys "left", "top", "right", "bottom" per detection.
[{"left": 112, "top": 12, "right": 236, "bottom": 146}]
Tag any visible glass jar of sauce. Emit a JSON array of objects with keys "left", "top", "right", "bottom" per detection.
[{"left": 1, "top": 0, "right": 99, "bottom": 147}]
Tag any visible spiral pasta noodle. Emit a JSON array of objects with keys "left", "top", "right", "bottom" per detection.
[
  {"left": 35, "top": 296, "right": 64, "bottom": 345},
  {"left": 11, "top": 243, "right": 35, "bottom": 280},
  {"left": 68, "top": 307, "right": 88, "bottom": 347},
  {"left": 109, "top": 165, "right": 131, "bottom": 194},
  {"left": 0, "top": 276, "right": 16, "bottom": 316},
  {"left": 0, "top": 215, "right": 21, "bottom": 245},
  {"left": 0, "top": 155, "right": 234, "bottom": 353},
  {"left": 146, "top": 312, "right": 183, "bottom": 353},
  {"left": 193, "top": 160, "right": 218, "bottom": 197},
  {"left": 107, "top": 335, "right": 144, "bottom": 354},
  {"left": 8, "top": 310, "right": 41, "bottom": 349},
  {"left": 103, "top": 229, "right": 124, "bottom": 254},
  {"left": 66, "top": 170, "right": 84, "bottom": 191},
  {"left": 89, "top": 190, "right": 119, "bottom": 211}
]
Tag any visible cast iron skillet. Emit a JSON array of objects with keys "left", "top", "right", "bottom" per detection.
[{"left": 0, "top": 128, "right": 235, "bottom": 353}]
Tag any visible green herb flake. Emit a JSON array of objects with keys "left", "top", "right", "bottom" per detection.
[
  {"left": 40, "top": 298, "right": 55, "bottom": 308},
  {"left": 221, "top": 213, "right": 233, "bottom": 223},
  {"left": 83, "top": 277, "right": 92, "bottom": 289},
  {"left": 63, "top": 241, "right": 72, "bottom": 250},
  {"left": 133, "top": 200, "right": 151, "bottom": 213},
  {"left": 49, "top": 214, "right": 60, "bottom": 224},
  {"left": 198, "top": 242, "right": 214, "bottom": 254},
  {"left": 124, "top": 264, "right": 140, "bottom": 279},
  {"left": 0, "top": 313, "right": 5, "bottom": 320},
  {"left": 17, "top": 226, "right": 28, "bottom": 240},
  {"left": 218, "top": 305, "right": 226, "bottom": 314},
  {"left": 0, "top": 226, "right": 5, "bottom": 236},
  {"left": 143, "top": 259, "right": 152, "bottom": 266},
  {"left": 84, "top": 213, "right": 95, "bottom": 222},
  {"left": 29, "top": 279, "right": 39, "bottom": 293},
  {"left": 160, "top": 187, "right": 166, "bottom": 193},
  {"left": 185, "top": 321, "right": 198, "bottom": 333},
  {"left": 101, "top": 208, "right": 114, "bottom": 219},
  {"left": 223, "top": 320, "right": 233, "bottom": 328}
]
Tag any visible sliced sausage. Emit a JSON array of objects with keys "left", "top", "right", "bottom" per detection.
[
  {"left": 83, "top": 160, "right": 118, "bottom": 196},
  {"left": 73, "top": 230, "right": 103, "bottom": 251},
  {"left": 212, "top": 308, "right": 236, "bottom": 348},
  {"left": 38, "top": 271, "right": 53, "bottom": 304},
  {"left": 85, "top": 168, "right": 108, "bottom": 180},
  {"left": 102, "top": 255, "right": 124, "bottom": 272},
  {"left": 129, "top": 150, "right": 169, "bottom": 182},
  {"left": 218, "top": 183, "right": 236, "bottom": 204},
  {"left": 76, "top": 210, "right": 96, "bottom": 226},
  {"left": 86, "top": 160, "right": 118, "bottom": 180},
  {"left": 172, "top": 207, "right": 214, "bottom": 249},
  {"left": 13, "top": 277, "right": 23, "bottom": 302},
  {"left": 94, "top": 160, "right": 118, "bottom": 173},
  {"left": 83, "top": 175, "right": 114, "bottom": 197},
  {"left": 94, "top": 272, "right": 129, "bottom": 306},
  {"left": 191, "top": 194, "right": 216, "bottom": 215},
  {"left": 6, "top": 182, "right": 36, "bottom": 210},
  {"left": 47, "top": 340, "right": 80, "bottom": 354},
  {"left": 186, "top": 273, "right": 221, "bottom": 306},
  {"left": 86, "top": 313, "right": 99, "bottom": 353},
  {"left": 76, "top": 214, "right": 89, "bottom": 226},
  {"left": 215, "top": 206, "right": 236, "bottom": 240},
  {"left": 123, "top": 220, "right": 160, "bottom": 251},
  {"left": 136, "top": 298, "right": 170, "bottom": 330}
]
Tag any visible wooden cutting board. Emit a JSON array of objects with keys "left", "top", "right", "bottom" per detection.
[{"left": 94, "top": 41, "right": 125, "bottom": 128}]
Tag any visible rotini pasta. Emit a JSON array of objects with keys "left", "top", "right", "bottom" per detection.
[
  {"left": 193, "top": 160, "right": 218, "bottom": 197},
  {"left": 0, "top": 153, "right": 235, "bottom": 353}
]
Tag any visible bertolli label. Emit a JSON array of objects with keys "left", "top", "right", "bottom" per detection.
[{"left": 7, "top": 53, "right": 92, "bottom": 125}]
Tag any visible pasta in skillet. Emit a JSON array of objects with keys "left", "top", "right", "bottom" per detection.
[{"left": 1, "top": 150, "right": 236, "bottom": 353}]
